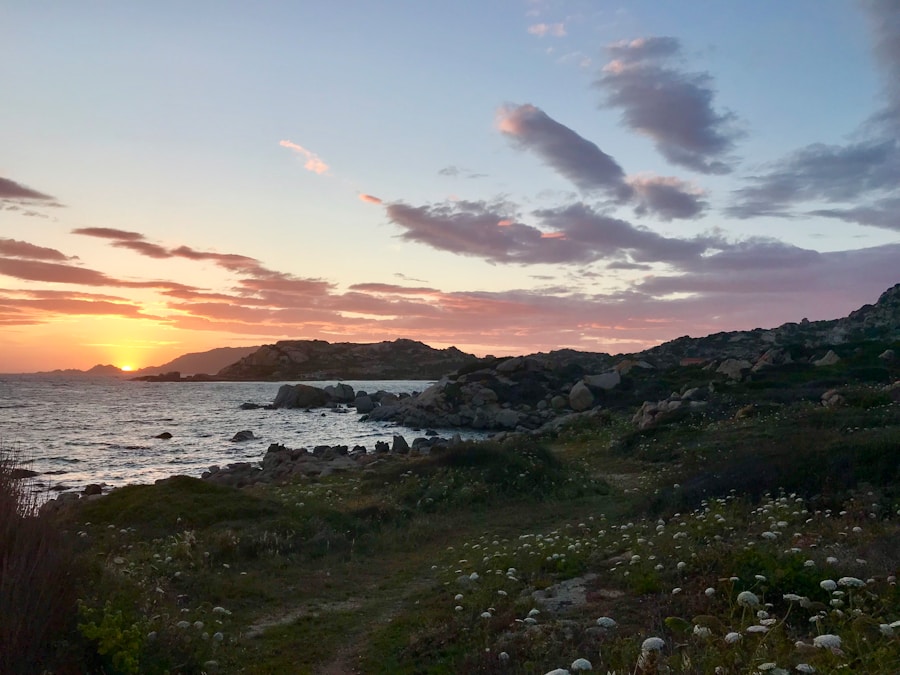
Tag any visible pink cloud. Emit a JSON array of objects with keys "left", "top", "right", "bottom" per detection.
[
  {"left": 279, "top": 140, "right": 330, "bottom": 175},
  {"left": 359, "top": 193, "right": 383, "bottom": 204},
  {"left": 0, "top": 238, "right": 72, "bottom": 262}
]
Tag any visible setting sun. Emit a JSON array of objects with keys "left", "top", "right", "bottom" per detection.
[{"left": 120, "top": 365, "right": 134, "bottom": 372}]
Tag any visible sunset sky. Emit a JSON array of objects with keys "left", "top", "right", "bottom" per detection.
[{"left": 2, "top": 1, "right": 899, "bottom": 372}]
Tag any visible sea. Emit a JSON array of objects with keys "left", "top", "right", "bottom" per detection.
[{"left": 0, "top": 376, "right": 487, "bottom": 496}]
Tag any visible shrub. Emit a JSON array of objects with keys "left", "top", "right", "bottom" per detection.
[{"left": 0, "top": 450, "right": 80, "bottom": 673}]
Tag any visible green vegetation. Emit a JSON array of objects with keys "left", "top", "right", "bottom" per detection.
[{"left": 4, "top": 346, "right": 900, "bottom": 673}]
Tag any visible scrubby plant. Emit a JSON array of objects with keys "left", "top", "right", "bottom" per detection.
[{"left": 0, "top": 449, "right": 81, "bottom": 673}]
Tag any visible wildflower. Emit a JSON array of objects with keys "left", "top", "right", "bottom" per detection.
[
  {"left": 454, "top": 593, "right": 464, "bottom": 601},
  {"left": 819, "top": 579, "right": 837, "bottom": 591},
  {"left": 672, "top": 587, "right": 682, "bottom": 594},
  {"left": 783, "top": 593, "right": 803, "bottom": 602},
  {"left": 596, "top": 616, "right": 617, "bottom": 628},
  {"left": 737, "top": 591, "right": 761, "bottom": 608},
  {"left": 812, "top": 634, "right": 841, "bottom": 649},
  {"left": 693, "top": 624, "right": 712, "bottom": 638},
  {"left": 724, "top": 631, "right": 741, "bottom": 643},
  {"left": 837, "top": 576, "right": 865, "bottom": 588},
  {"left": 480, "top": 611, "right": 492, "bottom": 619},
  {"left": 571, "top": 658, "right": 592, "bottom": 671},
  {"left": 641, "top": 637, "right": 666, "bottom": 653},
  {"left": 498, "top": 651, "right": 510, "bottom": 663},
  {"left": 705, "top": 587, "right": 716, "bottom": 596},
  {"left": 213, "top": 631, "right": 224, "bottom": 642},
  {"left": 795, "top": 665, "right": 815, "bottom": 674},
  {"left": 746, "top": 625, "right": 769, "bottom": 633}
]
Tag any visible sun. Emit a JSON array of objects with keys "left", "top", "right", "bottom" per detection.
[{"left": 120, "top": 365, "right": 134, "bottom": 372}]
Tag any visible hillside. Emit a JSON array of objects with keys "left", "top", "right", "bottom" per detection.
[{"left": 133, "top": 346, "right": 261, "bottom": 376}]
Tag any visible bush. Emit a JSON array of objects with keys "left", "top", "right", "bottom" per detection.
[{"left": 0, "top": 450, "right": 80, "bottom": 673}]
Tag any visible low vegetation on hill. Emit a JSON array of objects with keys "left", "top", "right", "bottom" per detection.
[{"left": 3, "top": 335, "right": 898, "bottom": 674}]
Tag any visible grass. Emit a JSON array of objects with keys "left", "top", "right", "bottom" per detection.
[{"left": 6, "top": 345, "right": 900, "bottom": 673}]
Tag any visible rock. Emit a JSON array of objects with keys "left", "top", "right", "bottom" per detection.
[
  {"left": 240, "top": 402, "right": 262, "bottom": 410},
  {"left": 155, "top": 432, "right": 173, "bottom": 439},
  {"left": 272, "top": 383, "right": 330, "bottom": 408},
  {"left": 392, "top": 435, "right": 410, "bottom": 454},
  {"left": 354, "top": 395, "right": 376, "bottom": 414},
  {"left": 822, "top": 389, "right": 844, "bottom": 407},
  {"left": 496, "top": 356, "right": 524, "bottom": 373},
  {"left": 814, "top": 350, "right": 841, "bottom": 367},
  {"left": 323, "top": 383, "right": 355, "bottom": 403},
  {"left": 878, "top": 349, "right": 895, "bottom": 361},
  {"left": 9, "top": 468, "right": 38, "bottom": 479},
  {"left": 374, "top": 441, "right": 390, "bottom": 453},
  {"left": 568, "top": 381, "right": 594, "bottom": 411},
  {"left": 716, "top": 359, "right": 752, "bottom": 380},
  {"left": 584, "top": 370, "right": 621, "bottom": 390},
  {"left": 550, "top": 395, "right": 568, "bottom": 410},
  {"left": 231, "top": 430, "right": 255, "bottom": 442},
  {"left": 495, "top": 409, "right": 521, "bottom": 429},
  {"left": 83, "top": 484, "right": 103, "bottom": 496}
]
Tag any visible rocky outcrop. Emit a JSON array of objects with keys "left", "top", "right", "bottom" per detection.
[
  {"left": 635, "top": 283, "right": 900, "bottom": 369},
  {"left": 269, "top": 383, "right": 413, "bottom": 410},
  {"left": 359, "top": 354, "right": 630, "bottom": 431},
  {"left": 216, "top": 338, "right": 477, "bottom": 380}
]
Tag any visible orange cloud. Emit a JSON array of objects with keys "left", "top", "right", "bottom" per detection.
[
  {"left": 359, "top": 193, "right": 383, "bottom": 204},
  {"left": 279, "top": 139, "right": 330, "bottom": 174},
  {"left": 540, "top": 231, "right": 567, "bottom": 239}
]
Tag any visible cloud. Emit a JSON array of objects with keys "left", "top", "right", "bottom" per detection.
[
  {"left": 528, "top": 22, "right": 566, "bottom": 37},
  {"left": 386, "top": 199, "right": 716, "bottom": 265},
  {"left": 359, "top": 193, "right": 383, "bottom": 204},
  {"left": 596, "top": 36, "right": 741, "bottom": 174},
  {"left": 728, "top": 3, "right": 900, "bottom": 224},
  {"left": 279, "top": 139, "right": 329, "bottom": 174},
  {"left": 627, "top": 174, "right": 707, "bottom": 220},
  {"left": 810, "top": 195, "right": 900, "bottom": 231},
  {"left": 0, "top": 176, "right": 57, "bottom": 201},
  {"left": 0, "top": 257, "right": 121, "bottom": 286},
  {"left": 497, "top": 103, "right": 632, "bottom": 199},
  {"left": 727, "top": 139, "right": 900, "bottom": 218},
  {"left": 0, "top": 238, "right": 72, "bottom": 262}
]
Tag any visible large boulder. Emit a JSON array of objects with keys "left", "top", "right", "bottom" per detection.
[
  {"left": 584, "top": 370, "right": 621, "bottom": 390},
  {"left": 716, "top": 359, "right": 752, "bottom": 380},
  {"left": 354, "top": 395, "right": 376, "bottom": 414},
  {"left": 272, "top": 383, "right": 330, "bottom": 408},
  {"left": 568, "top": 381, "right": 594, "bottom": 412},
  {"left": 323, "top": 383, "right": 355, "bottom": 402},
  {"left": 814, "top": 350, "right": 841, "bottom": 367}
]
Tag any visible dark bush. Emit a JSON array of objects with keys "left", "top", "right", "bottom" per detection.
[{"left": 0, "top": 451, "right": 81, "bottom": 673}]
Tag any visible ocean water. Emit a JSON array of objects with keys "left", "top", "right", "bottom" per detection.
[{"left": 0, "top": 376, "right": 485, "bottom": 495}]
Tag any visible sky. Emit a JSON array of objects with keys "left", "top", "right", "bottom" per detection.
[{"left": 2, "top": 1, "right": 899, "bottom": 372}]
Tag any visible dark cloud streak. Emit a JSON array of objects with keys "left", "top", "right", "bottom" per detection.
[{"left": 595, "top": 37, "right": 741, "bottom": 174}]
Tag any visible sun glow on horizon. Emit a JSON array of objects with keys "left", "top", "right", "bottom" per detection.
[{"left": 120, "top": 365, "right": 134, "bottom": 372}]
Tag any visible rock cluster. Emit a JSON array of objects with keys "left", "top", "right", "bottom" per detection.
[
  {"left": 202, "top": 435, "right": 461, "bottom": 487},
  {"left": 360, "top": 354, "right": 635, "bottom": 432}
]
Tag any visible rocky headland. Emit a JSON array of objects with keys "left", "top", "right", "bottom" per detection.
[{"left": 214, "top": 338, "right": 477, "bottom": 380}]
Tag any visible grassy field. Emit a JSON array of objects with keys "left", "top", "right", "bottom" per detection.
[{"left": 4, "top": 352, "right": 900, "bottom": 674}]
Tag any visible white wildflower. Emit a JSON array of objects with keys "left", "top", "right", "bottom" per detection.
[
  {"left": 737, "top": 590, "right": 760, "bottom": 607},
  {"left": 571, "top": 657, "right": 592, "bottom": 671},
  {"left": 819, "top": 579, "right": 837, "bottom": 591},
  {"left": 595, "top": 616, "right": 617, "bottom": 628},
  {"left": 641, "top": 636, "right": 666, "bottom": 653},
  {"left": 724, "top": 631, "right": 741, "bottom": 644},
  {"left": 838, "top": 576, "right": 865, "bottom": 588},
  {"left": 812, "top": 634, "right": 841, "bottom": 649}
]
